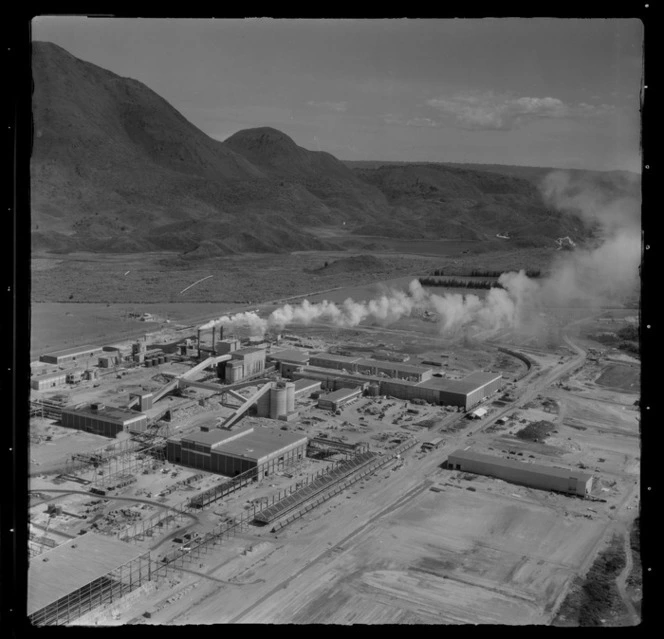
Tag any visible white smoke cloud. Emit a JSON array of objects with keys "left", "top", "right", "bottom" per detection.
[{"left": 200, "top": 171, "right": 640, "bottom": 340}]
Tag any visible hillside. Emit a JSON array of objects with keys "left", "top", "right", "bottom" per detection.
[
  {"left": 31, "top": 41, "right": 632, "bottom": 255},
  {"left": 31, "top": 42, "right": 387, "bottom": 254},
  {"left": 349, "top": 163, "right": 587, "bottom": 244}
]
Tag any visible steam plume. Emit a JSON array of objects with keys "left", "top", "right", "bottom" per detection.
[{"left": 199, "top": 170, "right": 640, "bottom": 339}]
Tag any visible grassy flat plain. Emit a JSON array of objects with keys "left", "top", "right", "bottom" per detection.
[{"left": 30, "top": 244, "right": 560, "bottom": 356}]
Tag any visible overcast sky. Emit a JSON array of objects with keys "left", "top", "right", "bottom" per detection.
[{"left": 32, "top": 17, "right": 643, "bottom": 172}]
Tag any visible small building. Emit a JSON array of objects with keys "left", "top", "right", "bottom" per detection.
[
  {"left": 166, "top": 425, "right": 307, "bottom": 479},
  {"left": 65, "top": 369, "right": 84, "bottom": 384},
  {"left": 40, "top": 345, "right": 103, "bottom": 365},
  {"left": 31, "top": 371, "right": 67, "bottom": 391},
  {"left": 60, "top": 403, "right": 148, "bottom": 438},
  {"left": 469, "top": 407, "right": 488, "bottom": 419},
  {"left": 98, "top": 355, "right": 117, "bottom": 368},
  {"left": 421, "top": 437, "right": 444, "bottom": 451},
  {"left": 317, "top": 386, "right": 363, "bottom": 411},
  {"left": 447, "top": 448, "right": 594, "bottom": 497}
]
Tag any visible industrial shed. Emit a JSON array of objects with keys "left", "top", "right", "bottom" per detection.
[
  {"left": 166, "top": 425, "right": 307, "bottom": 479},
  {"left": 295, "top": 366, "right": 379, "bottom": 391},
  {"left": 308, "top": 353, "right": 432, "bottom": 382},
  {"left": 31, "top": 371, "right": 67, "bottom": 391},
  {"left": 354, "top": 358, "right": 433, "bottom": 382},
  {"left": 293, "top": 378, "right": 322, "bottom": 399},
  {"left": 60, "top": 403, "right": 148, "bottom": 438},
  {"left": 381, "top": 371, "right": 502, "bottom": 410},
  {"left": 267, "top": 349, "right": 310, "bottom": 377},
  {"left": 447, "top": 448, "right": 594, "bottom": 497},
  {"left": 28, "top": 533, "right": 151, "bottom": 626},
  {"left": 317, "top": 386, "right": 363, "bottom": 411},
  {"left": 40, "top": 345, "right": 103, "bottom": 365}
]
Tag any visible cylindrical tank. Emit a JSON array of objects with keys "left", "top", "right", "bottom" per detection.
[
  {"left": 286, "top": 382, "right": 295, "bottom": 413},
  {"left": 368, "top": 383, "right": 380, "bottom": 397},
  {"left": 256, "top": 390, "right": 270, "bottom": 417},
  {"left": 269, "top": 386, "right": 288, "bottom": 419},
  {"left": 158, "top": 355, "right": 164, "bottom": 365}
]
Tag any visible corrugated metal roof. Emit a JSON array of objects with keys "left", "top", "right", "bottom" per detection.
[
  {"left": 293, "top": 378, "right": 321, "bottom": 391},
  {"left": 216, "top": 428, "right": 307, "bottom": 461},
  {"left": 448, "top": 448, "right": 593, "bottom": 482},
  {"left": 418, "top": 372, "right": 502, "bottom": 395},
  {"left": 268, "top": 349, "right": 310, "bottom": 363},
  {"left": 178, "top": 425, "right": 253, "bottom": 447},
  {"left": 41, "top": 345, "right": 103, "bottom": 358},
  {"left": 309, "top": 353, "right": 362, "bottom": 365}
]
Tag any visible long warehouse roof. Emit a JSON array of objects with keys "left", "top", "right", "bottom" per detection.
[
  {"left": 28, "top": 533, "right": 147, "bottom": 615},
  {"left": 62, "top": 404, "right": 146, "bottom": 424},
  {"left": 215, "top": 428, "right": 307, "bottom": 461},
  {"left": 41, "top": 345, "right": 102, "bottom": 358},
  {"left": 448, "top": 448, "right": 593, "bottom": 482}
]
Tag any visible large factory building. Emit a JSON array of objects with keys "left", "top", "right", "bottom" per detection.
[
  {"left": 308, "top": 353, "right": 432, "bottom": 382},
  {"left": 224, "top": 346, "right": 267, "bottom": 383},
  {"left": 40, "top": 345, "right": 103, "bottom": 365},
  {"left": 60, "top": 403, "right": 149, "bottom": 438},
  {"left": 381, "top": 371, "right": 502, "bottom": 410},
  {"left": 166, "top": 426, "right": 307, "bottom": 479},
  {"left": 447, "top": 448, "right": 594, "bottom": 497}
]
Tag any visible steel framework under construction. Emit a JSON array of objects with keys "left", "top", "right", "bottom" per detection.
[
  {"left": 62, "top": 430, "right": 169, "bottom": 488},
  {"left": 29, "top": 546, "right": 151, "bottom": 627},
  {"left": 254, "top": 438, "right": 416, "bottom": 529}
]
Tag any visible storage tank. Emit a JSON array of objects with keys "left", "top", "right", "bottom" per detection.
[
  {"left": 256, "top": 389, "right": 271, "bottom": 418},
  {"left": 286, "top": 382, "right": 295, "bottom": 413},
  {"left": 158, "top": 355, "right": 165, "bottom": 365},
  {"left": 367, "top": 383, "right": 380, "bottom": 397},
  {"left": 269, "top": 385, "right": 288, "bottom": 419}
]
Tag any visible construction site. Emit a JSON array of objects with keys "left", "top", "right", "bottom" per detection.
[{"left": 27, "top": 297, "right": 642, "bottom": 627}]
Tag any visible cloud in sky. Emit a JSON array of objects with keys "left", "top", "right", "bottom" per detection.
[
  {"left": 381, "top": 114, "right": 440, "bottom": 128},
  {"left": 424, "top": 92, "right": 615, "bottom": 131},
  {"left": 306, "top": 100, "right": 348, "bottom": 112}
]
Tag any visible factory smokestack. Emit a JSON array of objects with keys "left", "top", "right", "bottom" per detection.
[
  {"left": 197, "top": 329, "right": 201, "bottom": 359},
  {"left": 212, "top": 326, "right": 216, "bottom": 354}
]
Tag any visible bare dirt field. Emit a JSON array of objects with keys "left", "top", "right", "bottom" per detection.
[{"left": 594, "top": 364, "right": 640, "bottom": 393}]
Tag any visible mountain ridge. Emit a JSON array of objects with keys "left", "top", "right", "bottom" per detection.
[{"left": 31, "top": 41, "right": 634, "bottom": 256}]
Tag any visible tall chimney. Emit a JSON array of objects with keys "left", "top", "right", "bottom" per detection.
[
  {"left": 197, "top": 329, "right": 201, "bottom": 359},
  {"left": 219, "top": 325, "right": 224, "bottom": 342},
  {"left": 212, "top": 326, "right": 216, "bottom": 354}
]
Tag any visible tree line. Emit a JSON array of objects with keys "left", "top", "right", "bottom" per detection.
[
  {"left": 418, "top": 277, "right": 504, "bottom": 290},
  {"left": 428, "top": 268, "right": 541, "bottom": 278}
]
